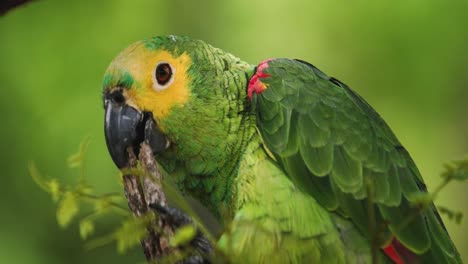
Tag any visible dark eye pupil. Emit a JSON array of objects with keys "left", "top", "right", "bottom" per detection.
[{"left": 155, "top": 63, "right": 172, "bottom": 85}]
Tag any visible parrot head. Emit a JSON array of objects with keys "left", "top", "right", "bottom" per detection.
[{"left": 103, "top": 36, "right": 254, "bottom": 196}]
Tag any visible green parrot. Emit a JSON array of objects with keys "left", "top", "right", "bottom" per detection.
[{"left": 102, "top": 35, "right": 461, "bottom": 263}]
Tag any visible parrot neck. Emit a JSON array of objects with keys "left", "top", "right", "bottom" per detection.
[
  {"left": 161, "top": 105, "right": 258, "bottom": 221},
  {"left": 191, "top": 131, "right": 267, "bottom": 222},
  {"left": 172, "top": 122, "right": 258, "bottom": 221},
  {"left": 219, "top": 133, "right": 267, "bottom": 220}
]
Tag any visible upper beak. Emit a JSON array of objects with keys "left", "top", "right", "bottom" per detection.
[{"left": 104, "top": 90, "right": 168, "bottom": 168}]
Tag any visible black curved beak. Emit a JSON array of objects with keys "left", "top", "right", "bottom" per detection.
[{"left": 104, "top": 90, "right": 168, "bottom": 168}]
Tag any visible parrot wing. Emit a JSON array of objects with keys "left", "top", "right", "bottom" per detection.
[{"left": 250, "top": 58, "right": 460, "bottom": 263}]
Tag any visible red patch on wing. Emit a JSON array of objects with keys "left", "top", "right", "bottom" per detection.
[
  {"left": 383, "top": 240, "right": 404, "bottom": 264},
  {"left": 383, "top": 237, "right": 417, "bottom": 264},
  {"left": 247, "top": 59, "right": 273, "bottom": 100}
]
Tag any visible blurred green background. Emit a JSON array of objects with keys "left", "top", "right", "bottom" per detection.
[{"left": 1, "top": 0, "right": 467, "bottom": 263}]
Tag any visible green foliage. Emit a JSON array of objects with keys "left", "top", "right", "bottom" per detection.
[
  {"left": 406, "top": 156, "right": 468, "bottom": 217},
  {"left": 67, "top": 137, "right": 91, "bottom": 169},
  {"left": 79, "top": 219, "right": 95, "bottom": 240},
  {"left": 114, "top": 215, "right": 154, "bottom": 254},
  {"left": 438, "top": 206, "right": 464, "bottom": 225},
  {"left": 29, "top": 162, "right": 61, "bottom": 202},
  {"left": 430, "top": 156, "right": 468, "bottom": 225},
  {"left": 30, "top": 139, "right": 153, "bottom": 254},
  {"left": 406, "top": 192, "right": 433, "bottom": 208},
  {"left": 83, "top": 215, "right": 153, "bottom": 253},
  {"left": 441, "top": 157, "right": 468, "bottom": 182},
  {"left": 30, "top": 139, "right": 218, "bottom": 262},
  {"left": 170, "top": 225, "right": 197, "bottom": 248},
  {"left": 57, "top": 191, "right": 79, "bottom": 228}
]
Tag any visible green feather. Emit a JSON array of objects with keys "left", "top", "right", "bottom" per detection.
[
  {"left": 331, "top": 146, "right": 363, "bottom": 193},
  {"left": 253, "top": 57, "right": 461, "bottom": 262},
  {"left": 279, "top": 154, "right": 338, "bottom": 210},
  {"left": 300, "top": 143, "right": 334, "bottom": 177},
  {"left": 425, "top": 208, "right": 458, "bottom": 258},
  {"left": 379, "top": 198, "right": 430, "bottom": 254},
  {"left": 298, "top": 113, "right": 331, "bottom": 147}
]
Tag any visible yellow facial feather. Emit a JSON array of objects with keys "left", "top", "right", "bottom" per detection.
[{"left": 108, "top": 42, "right": 191, "bottom": 122}]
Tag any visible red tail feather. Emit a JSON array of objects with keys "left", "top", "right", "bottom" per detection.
[{"left": 383, "top": 237, "right": 417, "bottom": 264}]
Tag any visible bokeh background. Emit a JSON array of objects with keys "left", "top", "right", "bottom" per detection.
[{"left": 1, "top": 0, "right": 467, "bottom": 263}]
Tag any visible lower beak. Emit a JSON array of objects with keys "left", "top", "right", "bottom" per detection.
[{"left": 104, "top": 98, "right": 168, "bottom": 169}]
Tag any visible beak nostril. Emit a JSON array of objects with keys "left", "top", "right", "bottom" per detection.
[{"left": 107, "top": 89, "right": 126, "bottom": 104}]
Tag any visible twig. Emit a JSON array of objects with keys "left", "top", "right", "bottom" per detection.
[
  {"left": 122, "top": 143, "right": 177, "bottom": 262},
  {"left": 0, "top": 0, "right": 36, "bottom": 15},
  {"left": 139, "top": 143, "right": 178, "bottom": 258}
]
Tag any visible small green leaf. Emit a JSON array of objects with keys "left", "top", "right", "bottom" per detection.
[
  {"left": 67, "top": 154, "right": 83, "bottom": 169},
  {"left": 455, "top": 212, "right": 464, "bottom": 224},
  {"left": 441, "top": 157, "right": 468, "bottom": 181},
  {"left": 94, "top": 197, "right": 112, "bottom": 213},
  {"left": 438, "top": 206, "right": 464, "bottom": 225},
  {"left": 48, "top": 179, "right": 61, "bottom": 202},
  {"left": 57, "top": 192, "right": 79, "bottom": 228},
  {"left": 170, "top": 225, "right": 196, "bottom": 247},
  {"left": 80, "top": 219, "right": 95, "bottom": 239},
  {"left": 114, "top": 216, "right": 151, "bottom": 253},
  {"left": 120, "top": 167, "right": 145, "bottom": 176},
  {"left": 30, "top": 162, "right": 62, "bottom": 201},
  {"left": 85, "top": 234, "right": 114, "bottom": 251},
  {"left": 407, "top": 192, "right": 433, "bottom": 207},
  {"left": 29, "top": 162, "right": 48, "bottom": 191},
  {"left": 76, "top": 183, "right": 93, "bottom": 195},
  {"left": 452, "top": 170, "right": 468, "bottom": 181},
  {"left": 67, "top": 137, "right": 91, "bottom": 168}
]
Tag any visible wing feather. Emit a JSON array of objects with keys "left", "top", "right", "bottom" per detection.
[{"left": 252, "top": 58, "right": 460, "bottom": 262}]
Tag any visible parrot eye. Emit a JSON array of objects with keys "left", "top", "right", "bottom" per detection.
[{"left": 153, "top": 62, "right": 174, "bottom": 91}]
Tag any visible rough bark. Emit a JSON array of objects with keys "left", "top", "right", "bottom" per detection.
[{"left": 122, "top": 143, "right": 177, "bottom": 262}]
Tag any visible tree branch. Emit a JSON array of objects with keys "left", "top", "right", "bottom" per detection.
[
  {"left": 0, "top": 0, "right": 36, "bottom": 15},
  {"left": 122, "top": 143, "right": 178, "bottom": 262}
]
